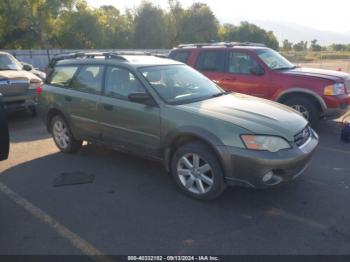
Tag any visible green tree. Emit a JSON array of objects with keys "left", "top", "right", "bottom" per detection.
[
  {"left": 0, "top": 0, "right": 75, "bottom": 49},
  {"left": 133, "top": 2, "right": 171, "bottom": 48},
  {"left": 293, "top": 41, "right": 308, "bottom": 51},
  {"left": 54, "top": 1, "right": 104, "bottom": 48},
  {"left": 96, "top": 5, "right": 134, "bottom": 48},
  {"left": 282, "top": 39, "right": 293, "bottom": 51},
  {"left": 310, "top": 39, "right": 321, "bottom": 51},
  {"left": 177, "top": 3, "right": 219, "bottom": 44},
  {"left": 330, "top": 43, "right": 347, "bottom": 51},
  {"left": 168, "top": 0, "right": 185, "bottom": 46},
  {"left": 219, "top": 21, "right": 279, "bottom": 50}
]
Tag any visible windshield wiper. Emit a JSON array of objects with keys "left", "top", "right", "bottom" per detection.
[
  {"left": 274, "top": 66, "right": 296, "bottom": 71},
  {"left": 210, "top": 91, "right": 231, "bottom": 98}
]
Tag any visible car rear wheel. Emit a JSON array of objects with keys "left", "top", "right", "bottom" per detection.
[
  {"left": 51, "top": 115, "right": 82, "bottom": 153},
  {"left": 171, "top": 141, "right": 226, "bottom": 200},
  {"left": 284, "top": 96, "right": 319, "bottom": 127}
]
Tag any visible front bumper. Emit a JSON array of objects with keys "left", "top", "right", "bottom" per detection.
[
  {"left": 2, "top": 90, "right": 37, "bottom": 113},
  {"left": 217, "top": 132, "right": 319, "bottom": 188},
  {"left": 323, "top": 93, "right": 350, "bottom": 117}
]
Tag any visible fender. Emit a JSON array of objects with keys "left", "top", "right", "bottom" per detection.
[
  {"left": 275, "top": 88, "right": 327, "bottom": 112},
  {"left": 163, "top": 126, "right": 224, "bottom": 172}
]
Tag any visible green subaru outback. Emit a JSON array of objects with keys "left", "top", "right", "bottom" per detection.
[{"left": 37, "top": 52, "right": 318, "bottom": 200}]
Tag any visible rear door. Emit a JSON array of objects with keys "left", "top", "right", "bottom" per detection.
[
  {"left": 67, "top": 65, "right": 105, "bottom": 140},
  {"left": 221, "top": 50, "right": 271, "bottom": 98},
  {"left": 194, "top": 50, "right": 226, "bottom": 85},
  {"left": 99, "top": 66, "right": 161, "bottom": 157}
]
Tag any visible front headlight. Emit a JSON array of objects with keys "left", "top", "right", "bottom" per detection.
[
  {"left": 324, "top": 83, "right": 346, "bottom": 96},
  {"left": 241, "top": 135, "right": 291, "bottom": 152}
]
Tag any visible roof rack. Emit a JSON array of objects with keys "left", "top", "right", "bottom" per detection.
[
  {"left": 52, "top": 51, "right": 154, "bottom": 62},
  {"left": 177, "top": 42, "right": 266, "bottom": 48}
]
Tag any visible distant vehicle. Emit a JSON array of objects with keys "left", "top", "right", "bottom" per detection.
[
  {"left": 169, "top": 42, "right": 350, "bottom": 127},
  {"left": 0, "top": 52, "right": 42, "bottom": 114},
  {"left": 37, "top": 52, "right": 318, "bottom": 200},
  {"left": 21, "top": 62, "right": 46, "bottom": 80},
  {"left": 0, "top": 96, "right": 9, "bottom": 161}
]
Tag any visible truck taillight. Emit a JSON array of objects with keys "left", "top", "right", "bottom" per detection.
[{"left": 36, "top": 85, "right": 43, "bottom": 95}]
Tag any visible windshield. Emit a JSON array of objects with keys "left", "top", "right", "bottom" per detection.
[
  {"left": 256, "top": 49, "right": 295, "bottom": 70},
  {"left": 0, "top": 54, "right": 22, "bottom": 70},
  {"left": 140, "top": 65, "right": 224, "bottom": 105}
]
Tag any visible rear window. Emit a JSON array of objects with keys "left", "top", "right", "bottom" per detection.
[
  {"left": 169, "top": 51, "right": 190, "bottom": 63},
  {"left": 70, "top": 65, "right": 104, "bottom": 94},
  {"left": 195, "top": 51, "right": 225, "bottom": 72},
  {"left": 48, "top": 66, "right": 78, "bottom": 87}
]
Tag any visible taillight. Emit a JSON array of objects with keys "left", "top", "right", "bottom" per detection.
[{"left": 36, "top": 85, "right": 43, "bottom": 95}]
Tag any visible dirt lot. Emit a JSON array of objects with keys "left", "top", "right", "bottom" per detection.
[
  {"left": 0, "top": 112, "right": 350, "bottom": 258},
  {"left": 297, "top": 59, "right": 350, "bottom": 72}
]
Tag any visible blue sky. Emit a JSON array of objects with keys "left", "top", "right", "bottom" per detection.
[{"left": 87, "top": 0, "right": 350, "bottom": 34}]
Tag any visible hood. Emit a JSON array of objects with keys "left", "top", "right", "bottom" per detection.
[
  {"left": 0, "top": 70, "right": 42, "bottom": 83},
  {"left": 177, "top": 93, "right": 308, "bottom": 141},
  {"left": 282, "top": 67, "right": 350, "bottom": 82}
]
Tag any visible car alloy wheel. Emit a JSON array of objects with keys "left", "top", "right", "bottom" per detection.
[
  {"left": 291, "top": 104, "right": 310, "bottom": 120},
  {"left": 52, "top": 119, "right": 70, "bottom": 150},
  {"left": 176, "top": 153, "right": 214, "bottom": 194}
]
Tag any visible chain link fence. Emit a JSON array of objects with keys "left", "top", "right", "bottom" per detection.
[
  {"left": 2, "top": 49, "right": 350, "bottom": 73},
  {"left": 295, "top": 59, "right": 350, "bottom": 73},
  {"left": 1, "top": 49, "right": 170, "bottom": 71}
]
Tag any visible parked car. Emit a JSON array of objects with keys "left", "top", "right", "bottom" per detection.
[
  {"left": 168, "top": 42, "right": 350, "bottom": 127},
  {"left": 37, "top": 52, "right": 318, "bottom": 200},
  {"left": 0, "top": 52, "right": 42, "bottom": 114},
  {"left": 0, "top": 95, "right": 9, "bottom": 161},
  {"left": 21, "top": 62, "right": 46, "bottom": 80}
]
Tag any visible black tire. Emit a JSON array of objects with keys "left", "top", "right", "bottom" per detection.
[
  {"left": 284, "top": 96, "right": 320, "bottom": 127},
  {"left": 171, "top": 141, "right": 226, "bottom": 200},
  {"left": 50, "top": 115, "right": 82, "bottom": 153}
]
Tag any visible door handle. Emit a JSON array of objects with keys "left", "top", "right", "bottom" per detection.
[
  {"left": 103, "top": 104, "right": 113, "bottom": 111},
  {"left": 64, "top": 96, "right": 72, "bottom": 102}
]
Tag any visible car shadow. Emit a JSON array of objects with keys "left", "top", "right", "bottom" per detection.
[
  {"left": 6, "top": 112, "right": 50, "bottom": 143},
  {"left": 1, "top": 142, "right": 349, "bottom": 254}
]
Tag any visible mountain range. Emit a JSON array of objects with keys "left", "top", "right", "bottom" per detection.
[{"left": 252, "top": 20, "right": 350, "bottom": 45}]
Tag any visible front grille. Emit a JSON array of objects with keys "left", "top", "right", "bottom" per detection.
[{"left": 294, "top": 126, "right": 311, "bottom": 147}]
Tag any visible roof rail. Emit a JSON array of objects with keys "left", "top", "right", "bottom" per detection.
[
  {"left": 53, "top": 51, "right": 154, "bottom": 62},
  {"left": 177, "top": 42, "right": 266, "bottom": 48}
]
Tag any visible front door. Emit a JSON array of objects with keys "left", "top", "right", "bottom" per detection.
[
  {"left": 221, "top": 51, "right": 271, "bottom": 98},
  {"left": 99, "top": 66, "right": 161, "bottom": 157},
  {"left": 194, "top": 50, "right": 226, "bottom": 86}
]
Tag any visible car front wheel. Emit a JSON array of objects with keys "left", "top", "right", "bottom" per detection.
[
  {"left": 171, "top": 142, "right": 226, "bottom": 200},
  {"left": 51, "top": 115, "right": 82, "bottom": 153},
  {"left": 284, "top": 96, "right": 320, "bottom": 127}
]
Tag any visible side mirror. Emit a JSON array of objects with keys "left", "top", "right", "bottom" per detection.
[
  {"left": 128, "top": 92, "right": 156, "bottom": 106},
  {"left": 22, "top": 63, "right": 33, "bottom": 71},
  {"left": 250, "top": 66, "right": 265, "bottom": 76}
]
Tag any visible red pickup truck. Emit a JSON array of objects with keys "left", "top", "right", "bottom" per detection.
[{"left": 169, "top": 42, "right": 350, "bottom": 126}]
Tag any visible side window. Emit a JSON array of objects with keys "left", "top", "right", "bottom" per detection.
[
  {"left": 48, "top": 66, "right": 78, "bottom": 87},
  {"left": 228, "top": 51, "right": 260, "bottom": 74},
  {"left": 169, "top": 51, "right": 190, "bottom": 63},
  {"left": 71, "top": 65, "right": 104, "bottom": 94},
  {"left": 104, "top": 67, "right": 146, "bottom": 100},
  {"left": 195, "top": 51, "right": 225, "bottom": 72}
]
